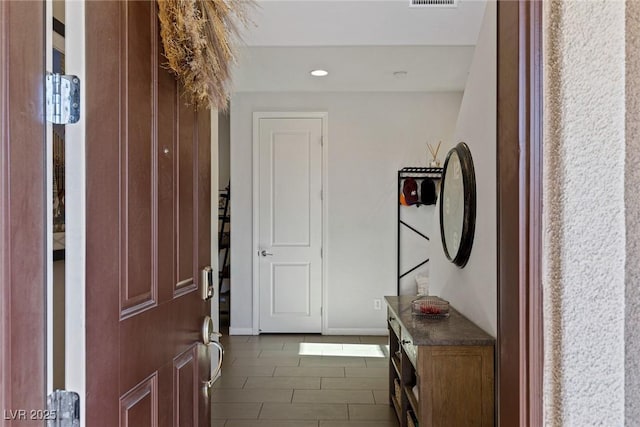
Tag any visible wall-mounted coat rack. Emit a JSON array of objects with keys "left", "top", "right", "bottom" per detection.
[{"left": 397, "top": 167, "right": 442, "bottom": 295}]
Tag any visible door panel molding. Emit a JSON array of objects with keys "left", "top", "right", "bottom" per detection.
[
  {"left": 119, "top": 372, "right": 158, "bottom": 427},
  {"left": 119, "top": 0, "right": 158, "bottom": 318},
  {"left": 270, "top": 131, "right": 312, "bottom": 247},
  {"left": 175, "top": 102, "right": 197, "bottom": 296},
  {"left": 197, "top": 108, "right": 212, "bottom": 283},
  {"left": 271, "top": 263, "right": 312, "bottom": 316},
  {"left": 173, "top": 345, "right": 198, "bottom": 427},
  {"left": 157, "top": 59, "right": 178, "bottom": 303}
]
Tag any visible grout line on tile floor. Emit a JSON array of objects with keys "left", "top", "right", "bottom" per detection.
[{"left": 256, "top": 402, "right": 265, "bottom": 420}]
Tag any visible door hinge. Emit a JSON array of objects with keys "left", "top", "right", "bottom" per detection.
[
  {"left": 47, "top": 390, "right": 80, "bottom": 426},
  {"left": 320, "top": 247, "right": 323, "bottom": 258},
  {"left": 46, "top": 73, "right": 80, "bottom": 124},
  {"left": 321, "top": 136, "right": 324, "bottom": 146},
  {"left": 320, "top": 189, "right": 323, "bottom": 200},
  {"left": 320, "top": 306, "right": 323, "bottom": 315}
]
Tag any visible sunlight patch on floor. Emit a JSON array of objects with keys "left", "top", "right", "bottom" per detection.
[{"left": 297, "top": 342, "right": 390, "bottom": 358}]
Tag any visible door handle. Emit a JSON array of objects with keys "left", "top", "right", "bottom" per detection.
[
  {"left": 260, "top": 250, "right": 273, "bottom": 257},
  {"left": 202, "top": 316, "right": 222, "bottom": 345},
  {"left": 203, "top": 341, "right": 224, "bottom": 389},
  {"left": 201, "top": 315, "right": 224, "bottom": 389}
]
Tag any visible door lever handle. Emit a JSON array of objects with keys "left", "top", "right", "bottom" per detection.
[
  {"left": 201, "top": 315, "right": 224, "bottom": 389},
  {"left": 203, "top": 341, "right": 224, "bottom": 389},
  {"left": 260, "top": 250, "right": 273, "bottom": 257},
  {"left": 202, "top": 316, "right": 215, "bottom": 345}
]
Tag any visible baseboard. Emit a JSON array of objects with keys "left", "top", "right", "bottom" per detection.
[
  {"left": 229, "top": 327, "right": 255, "bottom": 336},
  {"left": 227, "top": 326, "right": 388, "bottom": 336},
  {"left": 323, "top": 328, "right": 388, "bottom": 336}
]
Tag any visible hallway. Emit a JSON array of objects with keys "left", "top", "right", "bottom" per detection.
[{"left": 212, "top": 334, "right": 399, "bottom": 427}]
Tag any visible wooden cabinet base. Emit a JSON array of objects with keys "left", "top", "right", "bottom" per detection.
[
  {"left": 420, "top": 346, "right": 494, "bottom": 426},
  {"left": 386, "top": 296, "right": 495, "bottom": 427}
]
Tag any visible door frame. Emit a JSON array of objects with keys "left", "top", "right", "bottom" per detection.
[
  {"left": 496, "top": 0, "right": 543, "bottom": 425},
  {"left": 64, "top": 2, "right": 87, "bottom": 423},
  {"left": 0, "top": 0, "right": 544, "bottom": 423},
  {"left": 251, "top": 111, "right": 329, "bottom": 335},
  {"left": 0, "top": 0, "right": 47, "bottom": 420}
]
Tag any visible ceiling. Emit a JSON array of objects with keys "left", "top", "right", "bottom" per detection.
[
  {"left": 240, "top": 0, "right": 487, "bottom": 46},
  {"left": 231, "top": 46, "right": 475, "bottom": 92},
  {"left": 232, "top": 0, "right": 488, "bottom": 93}
]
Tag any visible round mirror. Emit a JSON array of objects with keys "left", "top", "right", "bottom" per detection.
[{"left": 439, "top": 142, "right": 476, "bottom": 267}]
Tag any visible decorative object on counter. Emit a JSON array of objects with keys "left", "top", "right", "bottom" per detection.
[
  {"left": 427, "top": 140, "right": 442, "bottom": 167},
  {"left": 439, "top": 142, "right": 477, "bottom": 268},
  {"left": 157, "top": 0, "right": 252, "bottom": 109},
  {"left": 411, "top": 295, "right": 450, "bottom": 318},
  {"left": 415, "top": 273, "right": 429, "bottom": 296}
]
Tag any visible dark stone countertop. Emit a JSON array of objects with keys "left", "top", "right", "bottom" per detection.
[{"left": 385, "top": 296, "right": 495, "bottom": 347}]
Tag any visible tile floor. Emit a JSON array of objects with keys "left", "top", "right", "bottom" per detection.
[{"left": 212, "top": 334, "right": 400, "bottom": 427}]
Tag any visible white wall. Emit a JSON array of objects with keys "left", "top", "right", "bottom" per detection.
[
  {"left": 544, "top": 1, "right": 626, "bottom": 425},
  {"left": 429, "top": 1, "right": 497, "bottom": 337},
  {"left": 230, "top": 91, "right": 462, "bottom": 334}
]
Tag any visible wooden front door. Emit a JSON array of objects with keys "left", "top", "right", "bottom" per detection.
[{"left": 85, "top": 2, "right": 211, "bottom": 426}]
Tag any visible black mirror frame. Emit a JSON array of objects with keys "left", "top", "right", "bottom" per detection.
[{"left": 439, "top": 142, "right": 477, "bottom": 268}]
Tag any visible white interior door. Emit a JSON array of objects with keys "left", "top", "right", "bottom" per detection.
[{"left": 257, "top": 117, "right": 323, "bottom": 333}]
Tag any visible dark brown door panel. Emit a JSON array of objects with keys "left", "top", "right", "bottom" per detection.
[{"left": 86, "top": 2, "right": 211, "bottom": 425}]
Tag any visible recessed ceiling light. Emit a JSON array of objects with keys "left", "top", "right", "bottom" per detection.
[{"left": 310, "top": 69, "right": 329, "bottom": 77}]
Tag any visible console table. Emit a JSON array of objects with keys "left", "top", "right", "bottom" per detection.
[{"left": 385, "top": 296, "right": 495, "bottom": 427}]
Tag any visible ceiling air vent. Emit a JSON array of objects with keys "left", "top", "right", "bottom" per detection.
[{"left": 410, "top": 0, "right": 457, "bottom": 7}]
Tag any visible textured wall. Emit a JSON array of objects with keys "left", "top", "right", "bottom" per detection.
[
  {"left": 626, "top": 1, "right": 640, "bottom": 423},
  {"left": 544, "top": 1, "right": 626, "bottom": 425}
]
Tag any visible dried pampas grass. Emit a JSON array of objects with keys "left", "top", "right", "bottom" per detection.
[{"left": 158, "top": 0, "right": 251, "bottom": 110}]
